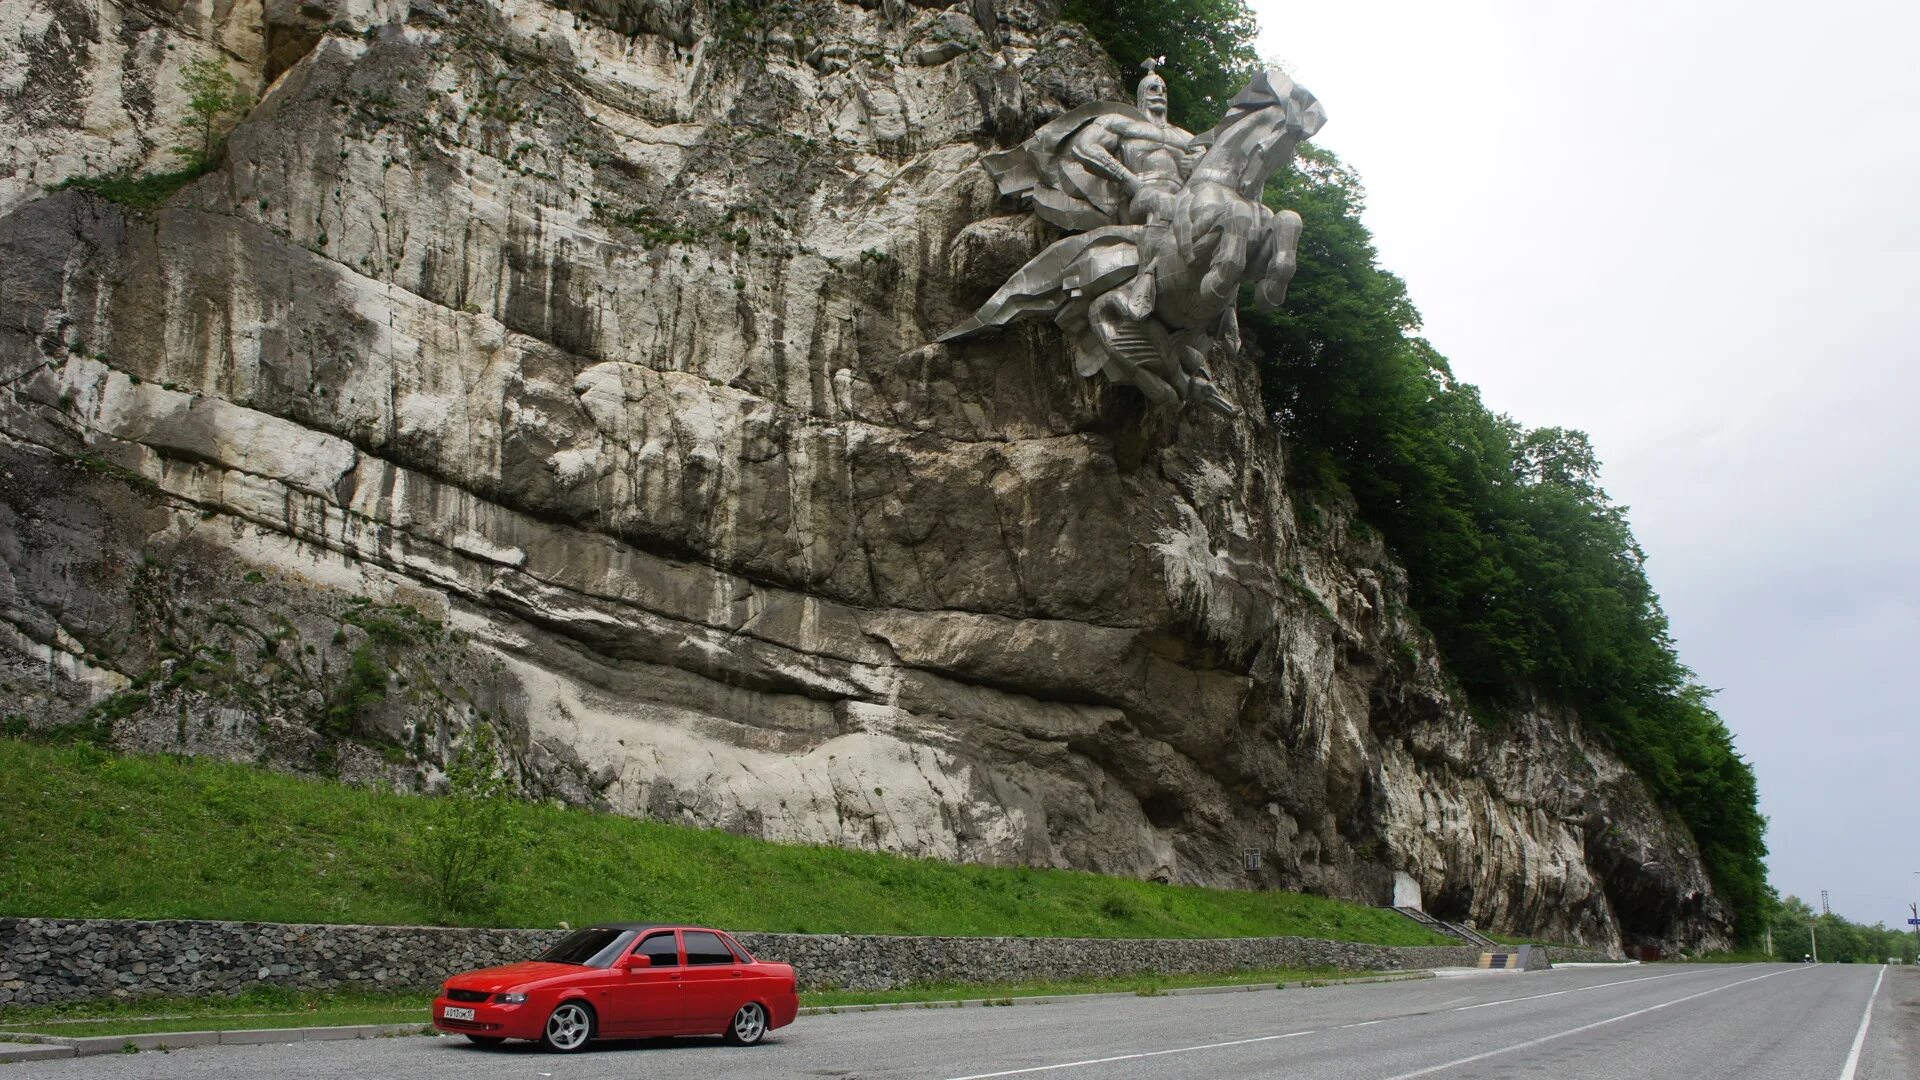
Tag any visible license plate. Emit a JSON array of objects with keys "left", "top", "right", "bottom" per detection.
[{"left": 443, "top": 1006, "right": 476, "bottom": 1021}]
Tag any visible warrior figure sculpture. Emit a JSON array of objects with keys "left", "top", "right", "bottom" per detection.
[{"left": 942, "top": 65, "right": 1326, "bottom": 416}]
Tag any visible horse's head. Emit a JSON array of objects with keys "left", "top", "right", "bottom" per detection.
[{"left": 1190, "top": 70, "right": 1327, "bottom": 198}]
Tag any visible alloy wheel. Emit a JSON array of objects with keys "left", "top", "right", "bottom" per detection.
[
  {"left": 543, "top": 1001, "right": 593, "bottom": 1052},
  {"left": 727, "top": 1001, "right": 768, "bottom": 1045}
]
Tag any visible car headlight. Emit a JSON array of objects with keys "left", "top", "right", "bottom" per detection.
[{"left": 494, "top": 992, "right": 528, "bottom": 1004}]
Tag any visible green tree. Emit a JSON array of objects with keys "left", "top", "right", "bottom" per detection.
[
  {"left": 417, "top": 725, "right": 528, "bottom": 923},
  {"left": 1243, "top": 143, "right": 1768, "bottom": 940},
  {"left": 177, "top": 57, "right": 247, "bottom": 167},
  {"left": 1063, "top": 0, "right": 1772, "bottom": 944},
  {"left": 1061, "top": 0, "right": 1261, "bottom": 129},
  {"left": 1768, "top": 897, "right": 1915, "bottom": 963}
]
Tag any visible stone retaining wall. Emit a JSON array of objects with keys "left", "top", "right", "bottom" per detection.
[{"left": 0, "top": 917, "right": 1612, "bottom": 1007}]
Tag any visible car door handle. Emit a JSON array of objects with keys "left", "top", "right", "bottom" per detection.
[{"left": 729, "top": 971, "right": 743, "bottom": 978}]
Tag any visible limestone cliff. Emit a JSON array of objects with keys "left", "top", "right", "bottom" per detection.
[{"left": 0, "top": 0, "right": 1729, "bottom": 950}]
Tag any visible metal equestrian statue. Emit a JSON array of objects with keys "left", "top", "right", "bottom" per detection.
[{"left": 941, "top": 63, "right": 1326, "bottom": 417}]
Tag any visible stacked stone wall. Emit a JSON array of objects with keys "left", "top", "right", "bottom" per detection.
[{"left": 0, "top": 917, "right": 1613, "bottom": 1006}]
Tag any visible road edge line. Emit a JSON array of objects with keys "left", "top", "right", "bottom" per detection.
[
  {"left": 0, "top": 975, "right": 1440, "bottom": 1056},
  {"left": 1837, "top": 964, "right": 1888, "bottom": 1080},
  {"left": 0, "top": 1022, "right": 434, "bottom": 1057}
]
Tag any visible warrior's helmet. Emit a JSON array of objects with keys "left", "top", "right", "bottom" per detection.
[{"left": 1137, "top": 57, "right": 1170, "bottom": 121}]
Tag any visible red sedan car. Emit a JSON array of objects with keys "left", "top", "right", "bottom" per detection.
[{"left": 432, "top": 923, "right": 799, "bottom": 1052}]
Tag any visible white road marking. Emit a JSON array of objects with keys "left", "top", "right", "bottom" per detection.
[
  {"left": 943, "top": 966, "right": 1735, "bottom": 1080},
  {"left": 1450, "top": 968, "right": 1698, "bottom": 1012},
  {"left": 1837, "top": 965, "right": 1888, "bottom": 1080},
  {"left": 1374, "top": 966, "right": 1801, "bottom": 1080},
  {"left": 942, "top": 1029, "right": 1317, "bottom": 1080}
]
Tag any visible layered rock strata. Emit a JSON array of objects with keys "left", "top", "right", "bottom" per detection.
[{"left": 0, "top": 0, "right": 1727, "bottom": 948}]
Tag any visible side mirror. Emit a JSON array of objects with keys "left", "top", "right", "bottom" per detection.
[{"left": 622, "top": 954, "right": 653, "bottom": 970}]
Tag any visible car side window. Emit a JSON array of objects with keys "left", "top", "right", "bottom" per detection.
[
  {"left": 683, "top": 931, "right": 736, "bottom": 966},
  {"left": 636, "top": 932, "right": 680, "bottom": 967}
]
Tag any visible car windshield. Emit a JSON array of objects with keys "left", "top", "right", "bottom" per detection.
[{"left": 535, "top": 928, "right": 639, "bottom": 968}]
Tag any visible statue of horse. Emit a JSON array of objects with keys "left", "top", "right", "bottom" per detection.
[{"left": 941, "top": 70, "right": 1326, "bottom": 417}]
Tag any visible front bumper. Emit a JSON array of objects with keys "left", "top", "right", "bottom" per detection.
[{"left": 430, "top": 994, "right": 541, "bottom": 1040}]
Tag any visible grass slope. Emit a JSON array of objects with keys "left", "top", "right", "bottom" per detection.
[{"left": 0, "top": 739, "right": 1448, "bottom": 944}]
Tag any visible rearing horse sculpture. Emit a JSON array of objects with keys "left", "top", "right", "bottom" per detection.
[{"left": 941, "top": 70, "right": 1326, "bottom": 416}]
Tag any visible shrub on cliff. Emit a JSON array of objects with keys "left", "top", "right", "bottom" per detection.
[
  {"left": 1065, "top": 0, "right": 1769, "bottom": 943},
  {"left": 1241, "top": 146, "right": 1768, "bottom": 939},
  {"left": 417, "top": 726, "right": 528, "bottom": 923},
  {"left": 1061, "top": 0, "right": 1260, "bottom": 130}
]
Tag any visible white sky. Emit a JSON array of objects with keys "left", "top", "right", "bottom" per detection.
[{"left": 1248, "top": 0, "right": 1920, "bottom": 931}]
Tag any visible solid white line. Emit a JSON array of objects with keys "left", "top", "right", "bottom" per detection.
[
  {"left": 1450, "top": 968, "right": 1697, "bottom": 1012},
  {"left": 942, "top": 1030, "right": 1317, "bottom": 1080},
  {"left": 1375, "top": 967, "right": 1800, "bottom": 1080},
  {"left": 1837, "top": 965, "right": 1888, "bottom": 1080}
]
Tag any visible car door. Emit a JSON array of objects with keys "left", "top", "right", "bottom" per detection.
[
  {"left": 677, "top": 929, "right": 748, "bottom": 1033},
  {"left": 603, "top": 930, "right": 685, "bottom": 1035}
]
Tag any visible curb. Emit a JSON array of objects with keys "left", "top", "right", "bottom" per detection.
[
  {"left": 0, "top": 973, "right": 1436, "bottom": 1058},
  {"left": 795, "top": 971, "right": 1436, "bottom": 1015},
  {"left": 0, "top": 1022, "right": 431, "bottom": 1059},
  {"left": 0, "top": 1044, "right": 79, "bottom": 1064}
]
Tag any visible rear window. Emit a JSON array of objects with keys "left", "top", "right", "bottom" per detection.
[
  {"left": 683, "top": 931, "right": 738, "bottom": 966},
  {"left": 536, "top": 928, "right": 638, "bottom": 968}
]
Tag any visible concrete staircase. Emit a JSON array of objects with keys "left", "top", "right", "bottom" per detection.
[{"left": 1391, "top": 906, "right": 1501, "bottom": 949}]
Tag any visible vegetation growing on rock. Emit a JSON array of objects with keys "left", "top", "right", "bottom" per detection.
[
  {"left": 1070, "top": 1, "right": 1769, "bottom": 939},
  {"left": 1060, "top": 0, "right": 1260, "bottom": 130}
]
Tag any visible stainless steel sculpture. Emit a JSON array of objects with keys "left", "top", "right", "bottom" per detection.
[{"left": 942, "top": 65, "right": 1326, "bottom": 416}]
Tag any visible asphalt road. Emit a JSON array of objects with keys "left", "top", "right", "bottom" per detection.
[{"left": 8, "top": 964, "right": 1911, "bottom": 1079}]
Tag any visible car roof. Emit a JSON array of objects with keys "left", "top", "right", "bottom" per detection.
[{"left": 589, "top": 923, "right": 721, "bottom": 933}]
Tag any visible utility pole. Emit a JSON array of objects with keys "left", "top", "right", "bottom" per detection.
[
  {"left": 1810, "top": 919, "right": 1820, "bottom": 963},
  {"left": 1910, "top": 901, "right": 1917, "bottom": 963},
  {"left": 1764, "top": 925, "right": 1773, "bottom": 959}
]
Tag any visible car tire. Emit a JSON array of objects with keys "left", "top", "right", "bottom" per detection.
[
  {"left": 540, "top": 1000, "right": 596, "bottom": 1053},
  {"left": 464, "top": 1035, "right": 505, "bottom": 1047},
  {"left": 724, "top": 1001, "right": 768, "bottom": 1046}
]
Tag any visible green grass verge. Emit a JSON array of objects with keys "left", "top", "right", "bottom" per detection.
[
  {"left": 802, "top": 967, "right": 1398, "bottom": 1007},
  {"left": 0, "top": 738, "right": 1451, "bottom": 943},
  {"left": 0, "top": 989, "right": 427, "bottom": 1038},
  {"left": 0, "top": 970, "right": 1408, "bottom": 1037}
]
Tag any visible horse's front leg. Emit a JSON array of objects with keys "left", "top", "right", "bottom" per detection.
[{"left": 1253, "top": 207, "right": 1305, "bottom": 311}]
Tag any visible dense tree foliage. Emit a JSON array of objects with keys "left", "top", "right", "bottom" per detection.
[
  {"left": 1767, "top": 897, "right": 1917, "bottom": 964},
  {"left": 1066, "top": 10, "right": 1770, "bottom": 939},
  {"left": 1060, "top": 0, "right": 1260, "bottom": 130},
  {"left": 1243, "top": 147, "right": 1766, "bottom": 937}
]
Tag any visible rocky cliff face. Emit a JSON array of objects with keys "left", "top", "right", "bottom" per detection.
[{"left": 0, "top": 0, "right": 1728, "bottom": 950}]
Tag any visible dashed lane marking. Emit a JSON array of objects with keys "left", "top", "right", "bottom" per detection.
[
  {"left": 1449, "top": 968, "right": 1698, "bottom": 1012},
  {"left": 942, "top": 965, "right": 1738, "bottom": 1080},
  {"left": 943, "top": 1030, "right": 1318, "bottom": 1080},
  {"left": 1374, "top": 966, "right": 1802, "bottom": 1080}
]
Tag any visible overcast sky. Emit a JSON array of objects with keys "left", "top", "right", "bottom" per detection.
[{"left": 1247, "top": 0, "right": 1920, "bottom": 931}]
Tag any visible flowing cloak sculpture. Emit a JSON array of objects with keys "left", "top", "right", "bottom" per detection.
[{"left": 941, "top": 67, "right": 1327, "bottom": 417}]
